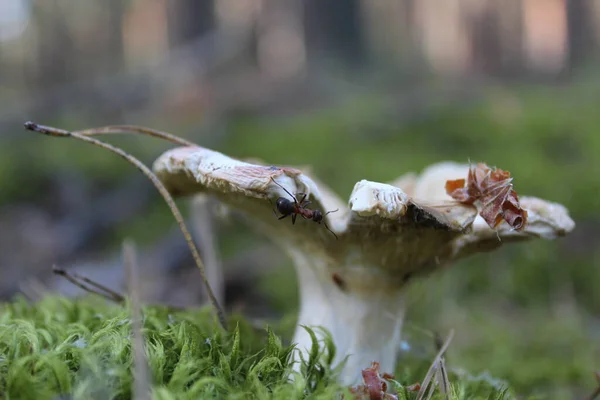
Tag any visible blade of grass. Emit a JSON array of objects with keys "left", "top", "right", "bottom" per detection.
[
  {"left": 191, "top": 194, "right": 224, "bottom": 307},
  {"left": 123, "top": 239, "right": 151, "bottom": 400},
  {"left": 435, "top": 358, "right": 450, "bottom": 400},
  {"left": 416, "top": 329, "right": 454, "bottom": 400}
]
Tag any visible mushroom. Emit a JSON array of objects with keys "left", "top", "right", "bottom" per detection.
[{"left": 153, "top": 148, "right": 575, "bottom": 385}]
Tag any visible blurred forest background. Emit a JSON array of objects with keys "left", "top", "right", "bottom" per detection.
[{"left": 0, "top": 0, "right": 599, "bottom": 398}]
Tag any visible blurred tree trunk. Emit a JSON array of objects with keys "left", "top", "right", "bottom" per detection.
[
  {"left": 493, "top": 0, "right": 524, "bottom": 76},
  {"left": 35, "top": 1, "right": 74, "bottom": 87},
  {"left": 566, "top": 0, "right": 596, "bottom": 68},
  {"left": 464, "top": 0, "right": 523, "bottom": 76},
  {"left": 303, "top": 0, "right": 365, "bottom": 65},
  {"left": 106, "top": 0, "right": 125, "bottom": 71},
  {"left": 469, "top": 3, "right": 503, "bottom": 75},
  {"left": 360, "top": 0, "right": 415, "bottom": 65},
  {"left": 167, "top": 0, "right": 215, "bottom": 46}
]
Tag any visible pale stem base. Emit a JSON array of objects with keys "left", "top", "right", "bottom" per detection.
[{"left": 288, "top": 249, "right": 406, "bottom": 386}]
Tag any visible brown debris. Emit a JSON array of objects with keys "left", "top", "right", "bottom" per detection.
[
  {"left": 445, "top": 162, "right": 528, "bottom": 231},
  {"left": 349, "top": 362, "right": 398, "bottom": 400},
  {"left": 406, "top": 383, "right": 421, "bottom": 392}
]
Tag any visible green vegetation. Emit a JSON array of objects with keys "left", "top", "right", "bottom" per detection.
[
  {"left": 2, "top": 81, "right": 599, "bottom": 398},
  {"left": 0, "top": 296, "right": 515, "bottom": 399}
]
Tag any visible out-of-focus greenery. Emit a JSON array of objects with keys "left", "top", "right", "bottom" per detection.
[
  {"left": 3, "top": 81, "right": 599, "bottom": 398},
  {"left": 224, "top": 83, "right": 599, "bottom": 217}
]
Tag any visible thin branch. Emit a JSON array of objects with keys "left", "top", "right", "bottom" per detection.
[
  {"left": 74, "top": 125, "right": 198, "bottom": 147},
  {"left": 72, "top": 271, "right": 126, "bottom": 301},
  {"left": 52, "top": 265, "right": 125, "bottom": 304},
  {"left": 51, "top": 265, "right": 194, "bottom": 313},
  {"left": 25, "top": 121, "right": 227, "bottom": 329}
]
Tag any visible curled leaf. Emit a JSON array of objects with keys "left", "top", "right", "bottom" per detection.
[
  {"left": 349, "top": 361, "right": 398, "bottom": 400},
  {"left": 446, "top": 163, "right": 528, "bottom": 231}
]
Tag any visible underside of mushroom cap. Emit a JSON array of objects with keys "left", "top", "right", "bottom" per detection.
[
  {"left": 154, "top": 147, "right": 475, "bottom": 287},
  {"left": 153, "top": 147, "right": 575, "bottom": 294}
]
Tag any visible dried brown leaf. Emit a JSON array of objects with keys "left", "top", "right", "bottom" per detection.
[
  {"left": 349, "top": 361, "right": 398, "bottom": 400},
  {"left": 445, "top": 163, "right": 528, "bottom": 231}
]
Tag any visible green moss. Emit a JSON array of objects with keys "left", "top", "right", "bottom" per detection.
[{"left": 0, "top": 296, "right": 516, "bottom": 399}]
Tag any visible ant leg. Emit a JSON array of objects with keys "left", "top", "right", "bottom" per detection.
[
  {"left": 323, "top": 221, "right": 338, "bottom": 240},
  {"left": 270, "top": 177, "right": 298, "bottom": 205},
  {"left": 297, "top": 193, "right": 308, "bottom": 204},
  {"left": 296, "top": 193, "right": 314, "bottom": 209},
  {"left": 267, "top": 197, "right": 279, "bottom": 217},
  {"left": 278, "top": 214, "right": 289, "bottom": 220},
  {"left": 292, "top": 213, "right": 297, "bottom": 224}
]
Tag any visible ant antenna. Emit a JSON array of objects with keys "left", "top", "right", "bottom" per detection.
[
  {"left": 323, "top": 221, "right": 338, "bottom": 240},
  {"left": 270, "top": 176, "right": 298, "bottom": 203},
  {"left": 25, "top": 122, "right": 227, "bottom": 330},
  {"left": 323, "top": 209, "right": 339, "bottom": 239}
]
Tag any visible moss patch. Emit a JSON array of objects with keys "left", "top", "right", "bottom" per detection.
[{"left": 0, "top": 296, "right": 517, "bottom": 399}]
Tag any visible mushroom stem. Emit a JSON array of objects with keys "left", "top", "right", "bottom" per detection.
[{"left": 287, "top": 248, "right": 406, "bottom": 386}]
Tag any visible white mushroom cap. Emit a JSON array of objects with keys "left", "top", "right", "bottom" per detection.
[
  {"left": 153, "top": 146, "right": 575, "bottom": 384},
  {"left": 154, "top": 149, "right": 572, "bottom": 286}
]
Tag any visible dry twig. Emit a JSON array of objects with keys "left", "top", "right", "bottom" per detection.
[
  {"left": 74, "top": 125, "right": 197, "bottom": 147},
  {"left": 25, "top": 121, "right": 226, "bottom": 329},
  {"left": 52, "top": 265, "right": 125, "bottom": 304}
]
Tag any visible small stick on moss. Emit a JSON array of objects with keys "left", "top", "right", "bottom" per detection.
[
  {"left": 25, "top": 121, "right": 227, "bottom": 329},
  {"left": 123, "top": 240, "right": 151, "bottom": 400},
  {"left": 52, "top": 265, "right": 125, "bottom": 304},
  {"left": 73, "top": 271, "right": 126, "bottom": 301},
  {"left": 73, "top": 125, "right": 197, "bottom": 147},
  {"left": 53, "top": 265, "right": 192, "bottom": 312},
  {"left": 416, "top": 329, "right": 454, "bottom": 400}
]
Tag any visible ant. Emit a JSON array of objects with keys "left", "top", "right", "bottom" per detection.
[{"left": 270, "top": 177, "right": 339, "bottom": 239}]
